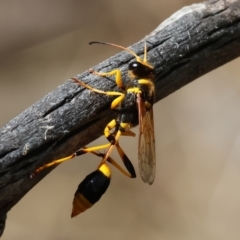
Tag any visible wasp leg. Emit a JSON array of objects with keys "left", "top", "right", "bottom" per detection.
[
  {"left": 120, "top": 129, "right": 136, "bottom": 137},
  {"left": 92, "top": 151, "right": 136, "bottom": 178},
  {"left": 115, "top": 143, "right": 136, "bottom": 178},
  {"left": 31, "top": 118, "right": 127, "bottom": 176},
  {"left": 89, "top": 69, "right": 124, "bottom": 90},
  {"left": 103, "top": 119, "right": 118, "bottom": 143},
  {"left": 71, "top": 77, "right": 124, "bottom": 109},
  {"left": 91, "top": 120, "right": 136, "bottom": 178},
  {"left": 101, "top": 122, "right": 130, "bottom": 163},
  {"left": 31, "top": 153, "right": 77, "bottom": 176},
  {"left": 32, "top": 118, "right": 134, "bottom": 179},
  {"left": 83, "top": 120, "right": 136, "bottom": 178},
  {"left": 30, "top": 143, "right": 113, "bottom": 177}
]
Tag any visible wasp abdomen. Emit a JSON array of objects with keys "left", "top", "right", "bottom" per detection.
[{"left": 71, "top": 164, "right": 111, "bottom": 217}]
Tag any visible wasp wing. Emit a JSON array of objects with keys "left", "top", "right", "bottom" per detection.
[{"left": 137, "top": 93, "right": 156, "bottom": 185}]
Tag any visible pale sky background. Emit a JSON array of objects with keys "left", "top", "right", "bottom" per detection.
[{"left": 1, "top": 1, "right": 240, "bottom": 240}]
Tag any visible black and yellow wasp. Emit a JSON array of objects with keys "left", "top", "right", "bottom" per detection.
[{"left": 32, "top": 41, "right": 156, "bottom": 217}]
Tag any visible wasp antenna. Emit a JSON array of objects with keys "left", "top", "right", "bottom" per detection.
[
  {"left": 143, "top": 41, "right": 147, "bottom": 63},
  {"left": 89, "top": 41, "right": 140, "bottom": 60},
  {"left": 89, "top": 41, "right": 106, "bottom": 45}
]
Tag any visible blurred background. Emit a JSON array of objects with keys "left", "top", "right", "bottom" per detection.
[{"left": 1, "top": 1, "right": 240, "bottom": 239}]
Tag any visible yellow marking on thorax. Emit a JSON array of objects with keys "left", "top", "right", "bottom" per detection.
[
  {"left": 138, "top": 79, "right": 154, "bottom": 86},
  {"left": 127, "top": 87, "right": 142, "bottom": 94}
]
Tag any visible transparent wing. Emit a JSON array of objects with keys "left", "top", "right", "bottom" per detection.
[{"left": 137, "top": 94, "right": 156, "bottom": 185}]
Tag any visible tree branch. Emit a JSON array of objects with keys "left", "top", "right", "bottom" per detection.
[{"left": 0, "top": 0, "right": 240, "bottom": 236}]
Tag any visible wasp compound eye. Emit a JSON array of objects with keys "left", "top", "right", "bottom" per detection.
[
  {"left": 128, "top": 61, "right": 141, "bottom": 71},
  {"left": 129, "top": 61, "right": 153, "bottom": 79}
]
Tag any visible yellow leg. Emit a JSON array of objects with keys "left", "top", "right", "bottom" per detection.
[
  {"left": 111, "top": 94, "right": 125, "bottom": 109},
  {"left": 31, "top": 130, "right": 135, "bottom": 179},
  {"left": 103, "top": 119, "right": 135, "bottom": 143},
  {"left": 31, "top": 118, "right": 130, "bottom": 176},
  {"left": 31, "top": 146, "right": 136, "bottom": 179},
  {"left": 31, "top": 143, "right": 112, "bottom": 177},
  {"left": 89, "top": 69, "right": 123, "bottom": 89},
  {"left": 106, "top": 156, "right": 135, "bottom": 178},
  {"left": 104, "top": 119, "right": 117, "bottom": 143},
  {"left": 115, "top": 143, "right": 136, "bottom": 178},
  {"left": 31, "top": 154, "right": 76, "bottom": 176},
  {"left": 121, "top": 129, "right": 136, "bottom": 137},
  {"left": 91, "top": 151, "right": 135, "bottom": 178},
  {"left": 83, "top": 120, "right": 134, "bottom": 176},
  {"left": 81, "top": 143, "right": 111, "bottom": 153},
  {"left": 71, "top": 77, "right": 125, "bottom": 109},
  {"left": 101, "top": 122, "right": 130, "bottom": 163}
]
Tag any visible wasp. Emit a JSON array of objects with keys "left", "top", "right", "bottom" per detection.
[{"left": 31, "top": 41, "right": 156, "bottom": 217}]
